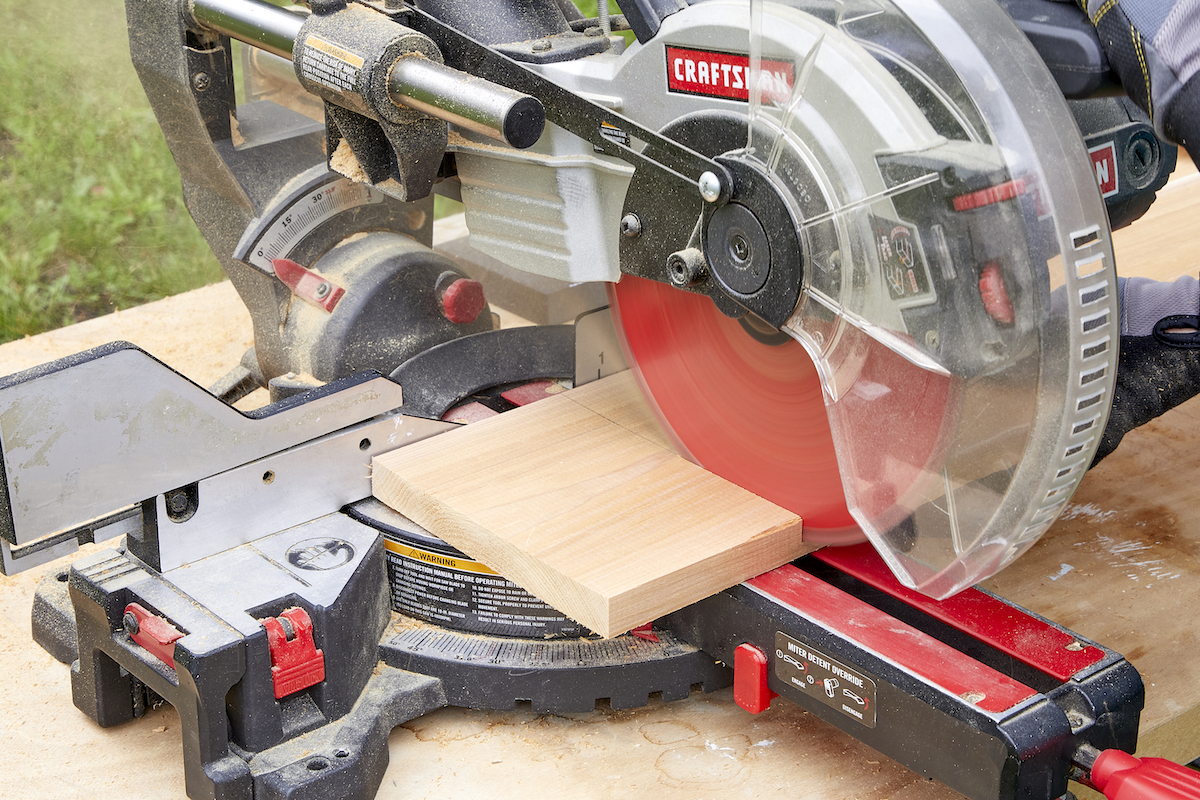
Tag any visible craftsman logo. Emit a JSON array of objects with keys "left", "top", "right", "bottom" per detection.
[
  {"left": 665, "top": 46, "right": 794, "bottom": 102},
  {"left": 775, "top": 631, "right": 877, "bottom": 728},
  {"left": 286, "top": 537, "right": 356, "bottom": 571},
  {"left": 1089, "top": 141, "right": 1119, "bottom": 198}
]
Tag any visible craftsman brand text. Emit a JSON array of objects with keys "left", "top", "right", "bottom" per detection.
[{"left": 664, "top": 46, "right": 794, "bottom": 102}]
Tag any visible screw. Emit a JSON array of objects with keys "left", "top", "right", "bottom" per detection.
[
  {"left": 666, "top": 248, "right": 706, "bottom": 288},
  {"left": 1065, "top": 640, "right": 1086, "bottom": 652},
  {"left": 729, "top": 233, "right": 750, "bottom": 262},
  {"left": 620, "top": 213, "right": 642, "bottom": 238},
  {"left": 166, "top": 490, "right": 189, "bottom": 515},
  {"left": 314, "top": 282, "right": 331, "bottom": 299},
  {"left": 123, "top": 611, "right": 140, "bottom": 636},
  {"left": 192, "top": 72, "right": 210, "bottom": 92},
  {"left": 584, "top": 25, "right": 602, "bottom": 37},
  {"left": 532, "top": 39, "right": 552, "bottom": 52},
  {"left": 698, "top": 171, "right": 722, "bottom": 203}
]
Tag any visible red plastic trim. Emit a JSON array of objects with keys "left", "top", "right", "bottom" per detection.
[
  {"left": 747, "top": 564, "right": 1038, "bottom": 713},
  {"left": 813, "top": 544, "right": 1107, "bottom": 682},
  {"left": 952, "top": 178, "right": 1027, "bottom": 212}
]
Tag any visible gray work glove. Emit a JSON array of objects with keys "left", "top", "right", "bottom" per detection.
[{"left": 1093, "top": 275, "right": 1200, "bottom": 465}]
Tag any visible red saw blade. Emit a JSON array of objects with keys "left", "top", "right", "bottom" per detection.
[{"left": 609, "top": 275, "right": 862, "bottom": 543}]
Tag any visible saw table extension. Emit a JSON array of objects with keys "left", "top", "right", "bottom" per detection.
[{"left": 0, "top": 155, "right": 1197, "bottom": 799}]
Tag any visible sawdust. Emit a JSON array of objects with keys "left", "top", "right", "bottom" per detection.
[{"left": 330, "top": 138, "right": 370, "bottom": 184}]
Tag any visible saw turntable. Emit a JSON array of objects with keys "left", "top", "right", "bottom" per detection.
[{"left": 2, "top": 0, "right": 1198, "bottom": 797}]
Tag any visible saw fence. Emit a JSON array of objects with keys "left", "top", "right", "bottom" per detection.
[{"left": 0, "top": 158, "right": 1197, "bottom": 799}]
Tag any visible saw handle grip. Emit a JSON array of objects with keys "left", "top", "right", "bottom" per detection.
[{"left": 1090, "top": 749, "right": 1200, "bottom": 800}]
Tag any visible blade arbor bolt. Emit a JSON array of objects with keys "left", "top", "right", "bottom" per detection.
[{"left": 667, "top": 248, "right": 706, "bottom": 287}]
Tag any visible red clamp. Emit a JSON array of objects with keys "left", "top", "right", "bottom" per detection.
[
  {"left": 733, "top": 643, "right": 778, "bottom": 714},
  {"left": 124, "top": 603, "right": 184, "bottom": 669},
  {"left": 1089, "top": 749, "right": 1200, "bottom": 800},
  {"left": 261, "top": 608, "right": 326, "bottom": 700}
]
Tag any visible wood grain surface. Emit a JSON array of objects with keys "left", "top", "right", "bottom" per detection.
[
  {"left": 0, "top": 156, "right": 1196, "bottom": 799},
  {"left": 374, "top": 371, "right": 811, "bottom": 637}
]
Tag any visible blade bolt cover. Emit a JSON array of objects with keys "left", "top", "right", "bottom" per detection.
[{"left": 667, "top": 248, "right": 706, "bottom": 288}]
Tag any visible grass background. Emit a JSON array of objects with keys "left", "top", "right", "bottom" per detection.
[
  {"left": 0, "top": 0, "right": 618, "bottom": 345},
  {"left": 0, "top": 0, "right": 224, "bottom": 343}
]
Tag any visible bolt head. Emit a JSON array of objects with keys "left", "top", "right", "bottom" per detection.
[
  {"left": 192, "top": 72, "right": 210, "bottom": 92},
  {"left": 314, "top": 282, "right": 331, "bottom": 299},
  {"left": 698, "top": 171, "right": 722, "bottom": 203},
  {"left": 532, "top": 39, "right": 552, "bottom": 52},
  {"left": 620, "top": 214, "right": 642, "bottom": 238},
  {"left": 123, "top": 611, "right": 140, "bottom": 636},
  {"left": 166, "top": 491, "right": 188, "bottom": 514}
]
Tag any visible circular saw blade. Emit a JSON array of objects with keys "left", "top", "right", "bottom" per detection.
[{"left": 609, "top": 275, "right": 862, "bottom": 542}]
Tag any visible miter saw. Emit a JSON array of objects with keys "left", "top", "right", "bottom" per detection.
[{"left": 2, "top": 0, "right": 1197, "bottom": 797}]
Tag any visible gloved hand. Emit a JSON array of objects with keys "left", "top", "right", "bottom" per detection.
[
  {"left": 1076, "top": 0, "right": 1199, "bottom": 163},
  {"left": 1093, "top": 275, "right": 1200, "bottom": 465}
]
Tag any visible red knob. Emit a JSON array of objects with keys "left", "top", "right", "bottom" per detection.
[{"left": 441, "top": 278, "right": 486, "bottom": 324}]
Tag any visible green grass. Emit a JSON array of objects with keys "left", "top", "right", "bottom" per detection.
[
  {"left": 0, "top": 0, "right": 625, "bottom": 344},
  {"left": 0, "top": 0, "right": 223, "bottom": 343}
]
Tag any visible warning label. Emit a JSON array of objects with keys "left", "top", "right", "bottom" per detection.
[
  {"left": 664, "top": 46, "right": 794, "bottom": 103},
  {"left": 301, "top": 35, "right": 364, "bottom": 94},
  {"left": 384, "top": 538, "right": 586, "bottom": 637},
  {"left": 775, "top": 631, "right": 877, "bottom": 728}
]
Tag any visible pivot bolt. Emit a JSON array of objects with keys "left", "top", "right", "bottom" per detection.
[
  {"left": 698, "top": 171, "right": 722, "bottom": 203},
  {"left": 123, "top": 611, "right": 140, "bottom": 636},
  {"left": 666, "top": 248, "right": 706, "bottom": 288},
  {"left": 620, "top": 213, "right": 642, "bottom": 238}
]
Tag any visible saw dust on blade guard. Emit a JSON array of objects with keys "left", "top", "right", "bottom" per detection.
[{"left": 609, "top": 0, "right": 1119, "bottom": 597}]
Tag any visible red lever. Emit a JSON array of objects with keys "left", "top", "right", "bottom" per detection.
[
  {"left": 124, "top": 603, "right": 184, "bottom": 668},
  {"left": 733, "top": 643, "right": 778, "bottom": 714},
  {"left": 1090, "top": 749, "right": 1200, "bottom": 800},
  {"left": 272, "top": 258, "right": 345, "bottom": 313},
  {"left": 261, "top": 607, "right": 326, "bottom": 699}
]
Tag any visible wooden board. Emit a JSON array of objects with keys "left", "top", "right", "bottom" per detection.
[{"left": 373, "top": 371, "right": 812, "bottom": 637}]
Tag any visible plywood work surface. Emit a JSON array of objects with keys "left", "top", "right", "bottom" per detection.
[{"left": 373, "top": 371, "right": 812, "bottom": 638}]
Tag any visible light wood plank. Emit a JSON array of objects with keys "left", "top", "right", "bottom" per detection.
[{"left": 373, "top": 371, "right": 811, "bottom": 637}]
